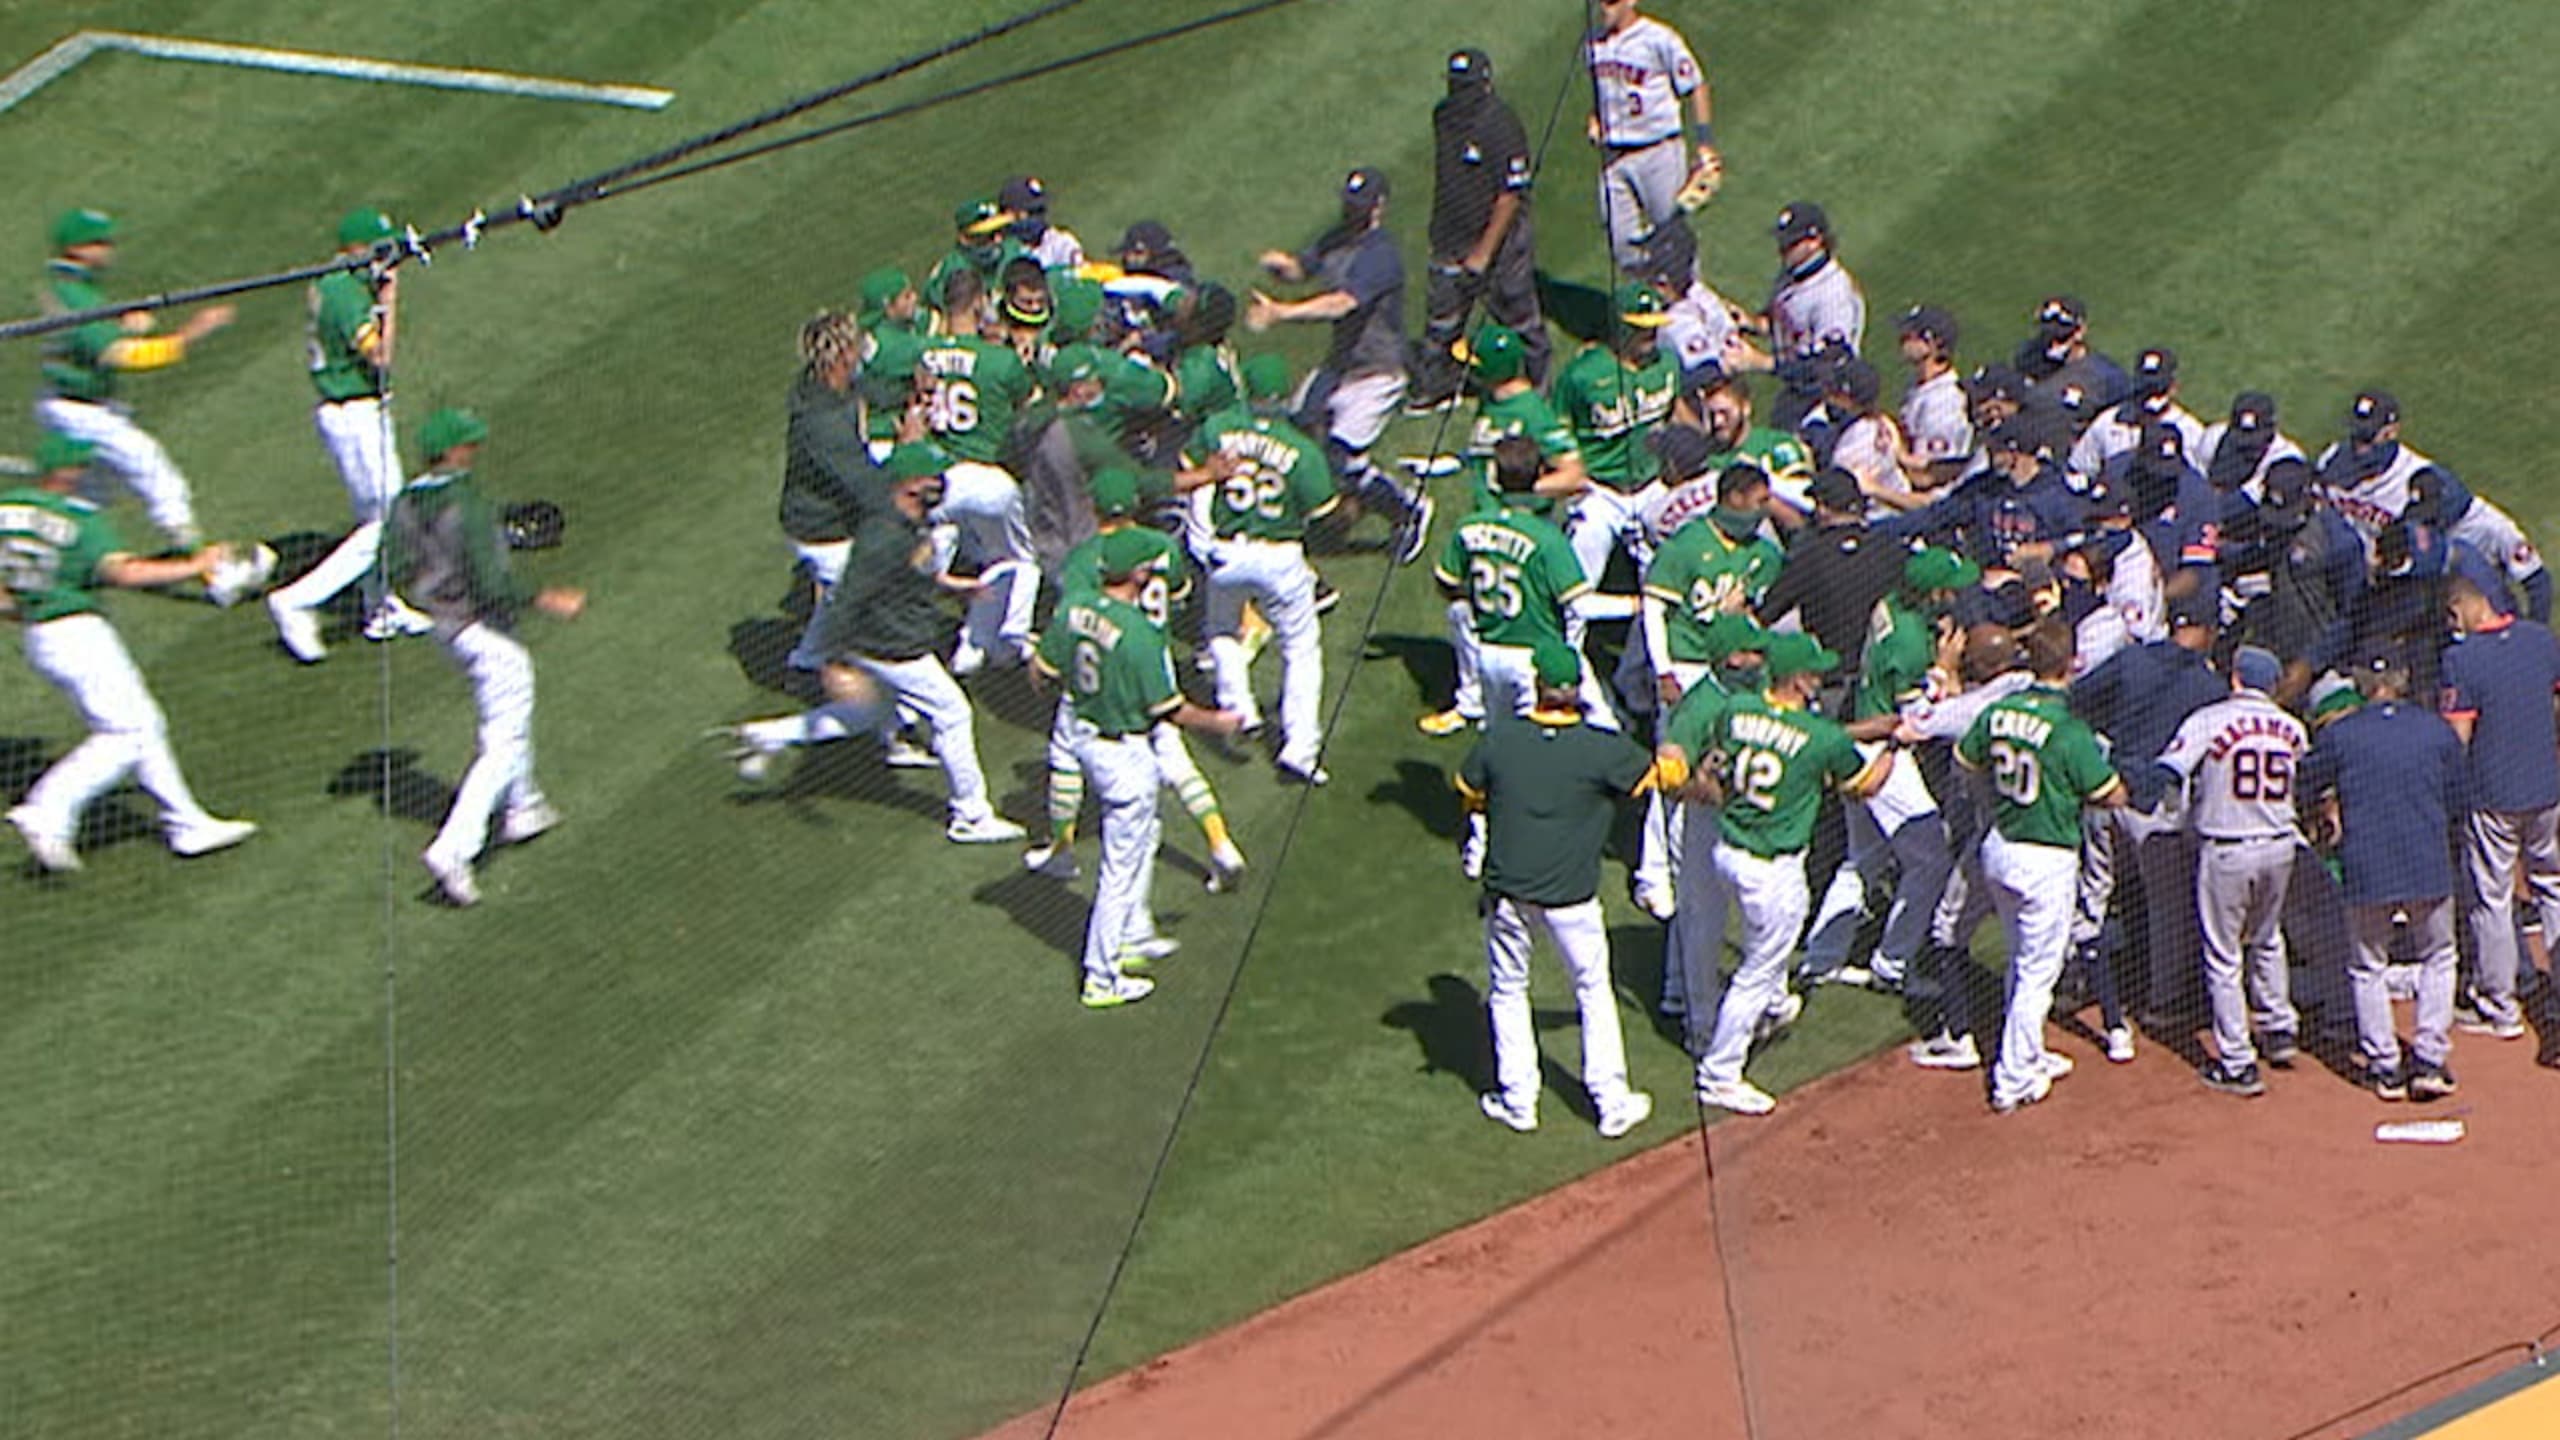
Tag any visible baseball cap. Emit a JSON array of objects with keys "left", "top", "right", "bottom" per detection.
[
  {"left": 2047, "top": 380, "right": 2098, "bottom": 429},
  {"left": 1984, "top": 415, "right": 2047, "bottom": 456},
  {"left": 2232, "top": 646, "right": 2283, "bottom": 693},
  {"left": 1048, "top": 342, "right": 1109, "bottom": 391},
  {"left": 2408, "top": 465, "right": 2459, "bottom": 523},
  {"left": 1764, "top": 630, "right": 1841, "bottom": 679},
  {"left": 858, "top": 266, "right": 912, "bottom": 316},
  {"left": 1825, "top": 355, "right": 1881, "bottom": 410},
  {"left": 50, "top": 207, "right": 115, "bottom": 250},
  {"left": 2034, "top": 294, "right": 2087, "bottom": 338},
  {"left": 1807, "top": 466, "right": 1863, "bottom": 513},
  {"left": 1898, "top": 303, "right": 1959, "bottom": 352},
  {"left": 33, "top": 433, "right": 96, "bottom": 474},
  {"left": 1091, "top": 469, "right": 1145, "bottom": 523},
  {"left": 1772, "top": 201, "right": 1828, "bottom": 247},
  {"left": 1455, "top": 322, "right": 1528, "bottom": 382},
  {"left": 1647, "top": 423, "right": 1716, "bottom": 483},
  {"left": 337, "top": 207, "right": 397, "bottom": 248},
  {"left": 887, "top": 441, "right": 950, "bottom": 482},
  {"left": 1963, "top": 362, "right": 2026, "bottom": 407},
  {"left": 1614, "top": 281, "right": 1670, "bottom": 329},
  {"left": 1104, "top": 358, "right": 1173, "bottom": 415},
  {"left": 1904, "top": 546, "right": 1982, "bottom": 593},
  {"left": 2137, "top": 419, "right": 2186, "bottom": 467},
  {"left": 2229, "top": 391, "right": 2277, "bottom": 432},
  {"left": 1097, "top": 523, "right": 1160, "bottom": 578},
  {"left": 1117, "top": 220, "right": 1174, "bottom": 258},
  {"left": 2259, "top": 456, "right": 2315, "bottom": 522},
  {"left": 1342, "top": 166, "right": 1390, "bottom": 212},
  {"left": 2080, "top": 480, "right": 2133, "bottom": 520},
  {"left": 1048, "top": 273, "right": 1104, "bottom": 339},
  {"left": 2347, "top": 389, "right": 2400, "bottom": 441},
  {"left": 1700, "top": 612, "right": 1771, "bottom": 662},
  {"left": 1447, "top": 47, "right": 1493, "bottom": 86},
  {"left": 1241, "top": 352, "right": 1293, "bottom": 401},
  {"left": 2132, "top": 347, "right": 2178, "bottom": 399},
  {"left": 2308, "top": 671, "right": 2363, "bottom": 726},
  {"left": 2166, "top": 589, "right": 2217, "bottom": 632},
  {"left": 996, "top": 175, "right": 1048, "bottom": 217},
  {"left": 417, "top": 407, "right": 489, "bottom": 459},
  {"left": 1635, "top": 217, "right": 1698, "bottom": 289},
  {"left": 955, "top": 197, "right": 1013, "bottom": 239},
  {"left": 1530, "top": 636, "right": 1583, "bottom": 689}
]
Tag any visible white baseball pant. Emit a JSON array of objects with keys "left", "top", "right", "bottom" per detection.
[
  {"left": 424, "top": 621, "right": 548, "bottom": 871},
  {"left": 1631, "top": 659, "right": 1709, "bottom": 906},
  {"left": 270, "top": 397, "right": 404, "bottom": 617},
  {"left": 1695, "top": 843, "right": 1809, "bottom": 1088},
  {"left": 1567, "top": 484, "right": 1647, "bottom": 597},
  {"left": 1483, "top": 895, "right": 1636, "bottom": 1115},
  {"left": 2348, "top": 899, "right": 2457, "bottom": 1072},
  {"left": 1291, "top": 368, "right": 1406, "bottom": 456},
  {"left": 1664, "top": 800, "right": 1730, "bottom": 1049},
  {"left": 736, "top": 652, "right": 996, "bottom": 825},
  {"left": 1601, "top": 138, "right": 1689, "bottom": 271},
  {"left": 1983, "top": 832, "right": 2079, "bottom": 1110},
  {"left": 1476, "top": 636, "right": 1621, "bottom": 732},
  {"left": 2197, "top": 834, "right": 2299, "bottom": 1068},
  {"left": 1203, "top": 538, "right": 1324, "bottom": 772},
  {"left": 1077, "top": 730, "right": 1164, "bottom": 986},
  {"left": 935, "top": 460, "right": 1040, "bottom": 647},
  {"left": 2462, "top": 807, "right": 2560, "bottom": 1027},
  {"left": 16, "top": 613, "right": 218, "bottom": 841},
  {"left": 784, "top": 538, "right": 855, "bottom": 673},
  {"left": 35, "top": 396, "right": 197, "bottom": 543},
  {"left": 1447, "top": 600, "right": 1484, "bottom": 721},
  {"left": 1802, "top": 753, "right": 1945, "bottom": 984}
]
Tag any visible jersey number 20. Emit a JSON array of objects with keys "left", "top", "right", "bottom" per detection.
[{"left": 1989, "top": 739, "right": 2042, "bottom": 807}]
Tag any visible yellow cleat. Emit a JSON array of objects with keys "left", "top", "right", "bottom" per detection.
[{"left": 1416, "top": 708, "right": 1473, "bottom": 738}]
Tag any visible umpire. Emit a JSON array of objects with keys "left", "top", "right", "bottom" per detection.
[{"left": 1412, "top": 47, "right": 1547, "bottom": 410}]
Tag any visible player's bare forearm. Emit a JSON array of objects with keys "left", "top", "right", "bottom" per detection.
[
  {"left": 1534, "top": 456, "right": 1591, "bottom": 497},
  {"left": 1173, "top": 701, "right": 1245, "bottom": 737},
  {"left": 98, "top": 548, "right": 218, "bottom": 589},
  {"left": 1464, "top": 193, "right": 1521, "bottom": 272},
  {"left": 1261, "top": 291, "right": 1358, "bottom": 324},
  {"left": 532, "top": 586, "right": 585, "bottom": 620},
  {"left": 1844, "top": 714, "right": 1901, "bottom": 743}
]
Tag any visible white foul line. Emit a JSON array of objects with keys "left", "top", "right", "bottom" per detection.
[{"left": 0, "top": 30, "right": 674, "bottom": 116}]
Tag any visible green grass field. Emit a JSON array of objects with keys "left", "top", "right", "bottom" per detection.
[{"left": 3, "top": 1, "right": 2557, "bottom": 1436}]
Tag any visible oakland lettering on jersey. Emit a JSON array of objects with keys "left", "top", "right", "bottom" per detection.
[
  {"left": 1989, "top": 706, "right": 2054, "bottom": 749},
  {"left": 1728, "top": 710, "right": 1810, "bottom": 757},
  {"left": 1066, "top": 604, "right": 1124, "bottom": 652},
  {"left": 1579, "top": 378, "right": 1676, "bottom": 437},
  {"left": 0, "top": 505, "right": 80, "bottom": 547},
  {"left": 1457, "top": 520, "right": 1538, "bottom": 564}
]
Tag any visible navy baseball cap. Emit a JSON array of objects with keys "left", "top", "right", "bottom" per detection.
[
  {"left": 1963, "top": 362, "right": 2025, "bottom": 406},
  {"left": 1773, "top": 201, "right": 1828, "bottom": 246},
  {"left": 1808, "top": 466, "right": 1864, "bottom": 512},
  {"left": 1635, "top": 217, "right": 1699, "bottom": 289},
  {"left": 1825, "top": 355, "right": 1881, "bottom": 410},
  {"left": 2232, "top": 646, "right": 2283, "bottom": 693},
  {"left": 1898, "top": 304, "right": 1959, "bottom": 351},
  {"left": 1117, "top": 219, "right": 1174, "bottom": 257},
  {"left": 2132, "top": 347, "right": 2178, "bottom": 399},
  {"left": 2230, "top": 391, "right": 2277, "bottom": 432},
  {"left": 2081, "top": 480, "right": 2133, "bottom": 520},
  {"left": 2259, "top": 456, "right": 2315, "bottom": 522},
  {"left": 1648, "top": 422, "right": 1717, "bottom": 482},
  {"left": 1447, "top": 47, "right": 1492, "bottom": 85},
  {"left": 1343, "top": 166, "right": 1390, "bottom": 211},
  {"left": 2035, "top": 294, "right": 2087, "bottom": 337},
  {"left": 997, "top": 175, "right": 1048, "bottom": 217},
  {"left": 2166, "top": 589, "right": 2217, "bottom": 632},
  {"left": 2348, "top": 389, "right": 2399, "bottom": 440}
]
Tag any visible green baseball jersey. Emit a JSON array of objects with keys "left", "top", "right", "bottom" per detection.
[
  {"left": 387, "top": 468, "right": 534, "bottom": 633},
  {"left": 1055, "top": 524, "right": 1189, "bottom": 630},
  {"left": 1458, "top": 714, "right": 1653, "bottom": 907},
  {"left": 1734, "top": 425, "right": 1815, "bottom": 493},
  {"left": 0, "top": 486, "right": 117, "bottom": 622},
  {"left": 1036, "top": 593, "right": 1182, "bottom": 737},
  {"left": 1854, "top": 594, "right": 1937, "bottom": 721},
  {"left": 1644, "top": 519, "right": 1783, "bottom": 664},
  {"left": 918, "top": 335, "right": 1033, "bottom": 465},
  {"left": 812, "top": 509, "right": 952, "bottom": 661},
  {"left": 38, "top": 261, "right": 121, "bottom": 404},
  {"left": 1463, "top": 386, "right": 1581, "bottom": 513},
  {"left": 923, "top": 239, "right": 1029, "bottom": 315},
  {"left": 306, "top": 268, "right": 386, "bottom": 403},
  {"left": 1189, "top": 408, "right": 1340, "bottom": 542},
  {"left": 1713, "top": 692, "right": 1873, "bottom": 857},
  {"left": 1552, "top": 344, "right": 1677, "bottom": 491},
  {"left": 1174, "top": 343, "right": 1241, "bottom": 424},
  {"left": 860, "top": 318, "right": 930, "bottom": 442},
  {"left": 1658, "top": 670, "right": 1733, "bottom": 766},
  {"left": 1097, "top": 352, "right": 1175, "bottom": 432},
  {"left": 1957, "top": 683, "right": 2124, "bottom": 848},
  {"left": 1433, "top": 501, "right": 1588, "bottom": 649}
]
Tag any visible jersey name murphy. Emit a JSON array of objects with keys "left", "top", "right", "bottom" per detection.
[{"left": 1727, "top": 710, "right": 1810, "bottom": 757}]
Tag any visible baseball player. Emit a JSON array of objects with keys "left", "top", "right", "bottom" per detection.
[
  {"left": 2013, "top": 295, "right": 2128, "bottom": 410},
  {"left": 857, "top": 268, "right": 930, "bottom": 463},
  {"left": 1250, "top": 167, "right": 1433, "bottom": 566},
  {"left": 1583, "top": 0, "right": 1717, "bottom": 271},
  {"left": 998, "top": 175, "right": 1084, "bottom": 271},
  {"left": 774, "top": 310, "right": 898, "bottom": 673},
  {"left": 1652, "top": 613, "right": 1769, "bottom": 1048},
  {"left": 1692, "top": 631, "right": 1896, "bottom": 1116},
  {"left": 36, "top": 208, "right": 235, "bottom": 552},
  {"left": 1554, "top": 283, "right": 1680, "bottom": 589},
  {"left": 2197, "top": 391, "right": 2306, "bottom": 496},
  {"left": 2068, "top": 348, "right": 2206, "bottom": 483},
  {"left": 1458, "top": 636, "right": 1662, "bottom": 1138},
  {"left": 1895, "top": 305, "right": 1973, "bottom": 491},
  {"left": 1724, "top": 203, "right": 1865, "bottom": 432},
  {"left": 1183, "top": 354, "right": 1340, "bottom": 786},
  {"left": 2412, "top": 467, "right": 2549, "bottom": 621},
  {"left": 1671, "top": 373, "right": 1815, "bottom": 522},
  {"left": 1027, "top": 468, "right": 1247, "bottom": 893},
  {"left": 0, "top": 435, "right": 259, "bottom": 871},
  {"left": 1412, "top": 46, "right": 1548, "bottom": 408},
  {"left": 2299, "top": 655, "right": 2466, "bottom": 1101},
  {"left": 1633, "top": 220, "right": 1737, "bottom": 385},
  {"left": 719, "top": 450, "right": 1026, "bottom": 846},
  {"left": 2316, "top": 390, "right": 2436, "bottom": 557},
  {"left": 917, "top": 267, "right": 1040, "bottom": 673},
  {"left": 1958, "top": 618, "right": 2129, "bottom": 1114},
  {"left": 382, "top": 410, "right": 583, "bottom": 906},
  {"left": 1033, "top": 527, "right": 1244, "bottom": 1009},
  {"left": 2154, "top": 646, "right": 2310, "bottom": 1096},
  {"left": 924, "top": 198, "right": 1028, "bottom": 322},
  {"left": 267, "top": 207, "right": 437, "bottom": 662},
  {"left": 2440, "top": 575, "right": 2560, "bottom": 1039}
]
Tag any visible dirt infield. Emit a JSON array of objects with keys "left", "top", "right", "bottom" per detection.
[{"left": 989, "top": 1002, "right": 2560, "bottom": 1440}]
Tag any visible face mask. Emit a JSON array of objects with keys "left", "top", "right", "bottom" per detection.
[
  {"left": 1711, "top": 505, "right": 1762, "bottom": 539},
  {"left": 1722, "top": 660, "right": 1766, "bottom": 692}
]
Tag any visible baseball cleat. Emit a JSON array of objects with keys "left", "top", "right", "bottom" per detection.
[
  {"left": 1415, "top": 708, "right": 1473, "bottom": 738},
  {"left": 2105, "top": 1025, "right": 2138, "bottom": 1063},
  {"left": 946, "top": 814, "right": 1029, "bottom": 845},
  {"left": 1080, "top": 972, "right": 1156, "bottom": 1009},
  {"left": 2406, "top": 1064, "right": 2459, "bottom": 1101},
  {"left": 1597, "top": 1091, "right": 1654, "bottom": 1140},
  {"left": 2455, "top": 1014, "right": 2527, "bottom": 1040},
  {"left": 1310, "top": 582, "right": 1342, "bottom": 616},
  {"left": 2369, "top": 1066, "right": 2409, "bottom": 1102},
  {"left": 1398, "top": 452, "right": 1465, "bottom": 478},
  {"left": 1391, "top": 492, "right": 1437, "bottom": 567},
  {"left": 883, "top": 736, "right": 939, "bottom": 769},
  {"left": 1277, "top": 759, "right": 1330, "bottom": 788},
  {"left": 2198, "top": 1061, "right": 2266, "bottom": 1098},
  {"left": 707, "top": 725, "right": 780, "bottom": 783},
  {"left": 498, "top": 801, "right": 561, "bottom": 846},
  {"left": 1401, "top": 393, "right": 1463, "bottom": 420},
  {"left": 1990, "top": 1072, "right": 2053, "bottom": 1115},
  {"left": 8, "top": 805, "right": 80, "bottom": 873},
  {"left": 1205, "top": 843, "right": 1247, "bottom": 894},
  {"left": 362, "top": 597, "right": 436, "bottom": 640},
  {"left": 202, "top": 541, "right": 277, "bottom": 608},
  {"left": 1909, "top": 1031, "right": 1981, "bottom": 1070},
  {"left": 1123, "top": 936, "right": 1182, "bottom": 968},
  {"left": 269, "top": 596, "right": 327, "bottom": 663},
  {"left": 1478, "top": 1091, "right": 1538, "bottom": 1133},
  {"left": 949, "top": 643, "right": 987, "bottom": 677},
  {"left": 1755, "top": 989, "right": 1804, "bottom": 1040},
  {"left": 422, "top": 850, "right": 480, "bottom": 907},
  {"left": 166, "top": 817, "right": 258, "bottom": 858},
  {"left": 2257, "top": 1030, "right": 2298, "bottom": 1067},
  {"left": 2040, "top": 1051, "right": 2076, "bottom": 1081},
  {"left": 1022, "top": 843, "right": 1079, "bottom": 879},
  {"left": 1694, "top": 1077, "right": 1777, "bottom": 1116}
]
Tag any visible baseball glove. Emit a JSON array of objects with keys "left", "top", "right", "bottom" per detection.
[
  {"left": 1677, "top": 148, "right": 1725, "bottom": 213},
  {"left": 503, "top": 499, "right": 566, "bottom": 550},
  {"left": 202, "top": 541, "right": 279, "bottom": 609}
]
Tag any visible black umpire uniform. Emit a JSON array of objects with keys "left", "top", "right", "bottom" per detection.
[{"left": 1413, "top": 47, "right": 1547, "bottom": 406}]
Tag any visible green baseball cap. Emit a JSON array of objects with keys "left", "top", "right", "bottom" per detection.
[
  {"left": 1098, "top": 524, "right": 1160, "bottom": 579},
  {"left": 1049, "top": 273, "right": 1104, "bottom": 340},
  {"left": 887, "top": 441, "right": 949, "bottom": 481},
  {"left": 1089, "top": 467, "right": 1143, "bottom": 519},
  {"left": 2308, "top": 671, "right": 2364, "bottom": 727},
  {"left": 1105, "top": 359, "right": 1172, "bottom": 414},
  {"left": 1763, "top": 630, "right": 1840, "bottom": 680},
  {"left": 1049, "top": 342, "right": 1109, "bottom": 391},
  {"left": 51, "top": 207, "right": 115, "bottom": 250},
  {"left": 1903, "top": 546, "right": 1982, "bottom": 593},
  {"left": 1241, "top": 353, "right": 1293, "bottom": 402},
  {"left": 417, "top": 407, "right": 489, "bottom": 459},
  {"left": 1531, "top": 637, "right": 1583, "bottom": 689},
  {"left": 337, "top": 207, "right": 396, "bottom": 248},
  {"left": 1455, "top": 323, "right": 1526, "bottom": 382},
  {"left": 858, "top": 266, "right": 912, "bottom": 315},
  {"left": 33, "top": 433, "right": 96, "bottom": 474},
  {"left": 1615, "top": 282, "right": 1671, "bottom": 329},
  {"left": 1700, "top": 612, "right": 1772, "bottom": 662},
  {"left": 956, "top": 197, "right": 1012, "bottom": 239}
]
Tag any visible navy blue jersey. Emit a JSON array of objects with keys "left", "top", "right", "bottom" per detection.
[
  {"left": 2299, "top": 700, "right": 2466, "bottom": 905},
  {"left": 2069, "top": 639, "right": 2225, "bottom": 810},
  {"left": 2440, "top": 616, "right": 2560, "bottom": 812},
  {"left": 1889, "top": 461, "right": 2085, "bottom": 571}
]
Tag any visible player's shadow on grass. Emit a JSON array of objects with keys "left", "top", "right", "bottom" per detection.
[
  {"left": 1363, "top": 632, "right": 1455, "bottom": 714},
  {"left": 1382, "top": 972, "right": 1492, "bottom": 1090},
  {"left": 1367, "top": 759, "right": 1463, "bottom": 842},
  {"left": 326, "top": 748, "right": 453, "bottom": 824},
  {"left": 728, "top": 741, "right": 950, "bottom": 824},
  {"left": 726, "top": 617, "right": 822, "bottom": 701},
  {"left": 973, "top": 869, "right": 1089, "bottom": 964}
]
